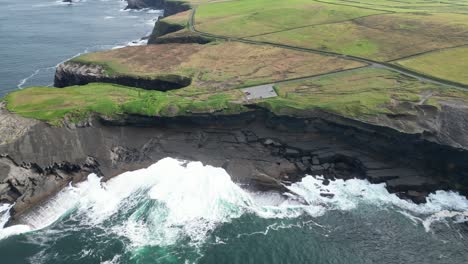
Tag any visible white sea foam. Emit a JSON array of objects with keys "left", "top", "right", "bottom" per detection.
[
  {"left": 17, "top": 43, "right": 121, "bottom": 88},
  {"left": 0, "top": 204, "right": 13, "bottom": 228},
  {"left": 1, "top": 158, "right": 467, "bottom": 245},
  {"left": 0, "top": 204, "right": 32, "bottom": 239},
  {"left": 100, "top": 255, "right": 121, "bottom": 264},
  {"left": 287, "top": 175, "right": 468, "bottom": 230}
]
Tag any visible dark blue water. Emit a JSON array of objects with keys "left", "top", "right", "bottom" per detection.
[
  {"left": 0, "top": 158, "right": 467, "bottom": 264},
  {"left": 0, "top": 0, "right": 161, "bottom": 97},
  {"left": 1, "top": 2, "right": 468, "bottom": 263}
]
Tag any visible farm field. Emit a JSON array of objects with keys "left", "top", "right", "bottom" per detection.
[{"left": 393, "top": 46, "right": 468, "bottom": 85}]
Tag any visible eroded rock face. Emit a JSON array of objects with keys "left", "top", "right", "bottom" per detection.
[
  {"left": 0, "top": 155, "right": 99, "bottom": 219},
  {"left": 364, "top": 100, "right": 468, "bottom": 151},
  {"left": 0, "top": 102, "right": 39, "bottom": 146},
  {"left": 125, "top": 0, "right": 190, "bottom": 16},
  {"left": 126, "top": 0, "right": 165, "bottom": 10},
  {"left": 1, "top": 109, "right": 468, "bottom": 224},
  {"left": 54, "top": 62, "right": 192, "bottom": 90}
]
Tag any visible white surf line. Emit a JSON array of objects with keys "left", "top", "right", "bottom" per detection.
[
  {"left": 236, "top": 219, "right": 327, "bottom": 239},
  {"left": 16, "top": 8, "right": 161, "bottom": 89},
  {"left": 2, "top": 158, "right": 467, "bottom": 243},
  {"left": 17, "top": 43, "right": 121, "bottom": 89}
]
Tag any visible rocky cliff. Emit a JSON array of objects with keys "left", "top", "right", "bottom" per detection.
[
  {"left": 126, "top": 0, "right": 191, "bottom": 16},
  {"left": 54, "top": 62, "right": 191, "bottom": 90},
  {"left": 126, "top": 0, "right": 165, "bottom": 10},
  {"left": 2, "top": 104, "right": 468, "bottom": 225},
  {"left": 3, "top": 0, "right": 468, "bottom": 225}
]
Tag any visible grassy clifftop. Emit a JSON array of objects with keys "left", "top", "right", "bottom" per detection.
[
  {"left": 193, "top": 0, "right": 468, "bottom": 84},
  {"left": 70, "top": 42, "right": 363, "bottom": 92},
  {"left": 6, "top": 67, "right": 468, "bottom": 129},
  {"left": 4, "top": 0, "right": 468, "bottom": 126}
]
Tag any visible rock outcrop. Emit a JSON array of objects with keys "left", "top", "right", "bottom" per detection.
[
  {"left": 3, "top": 0, "right": 468, "bottom": 226},
  {"left": 54, "top": 62, "right": 191, "bottom": 90},
  {"left": 364, "top": 100, "right": 468, "bottom": 151},
  {"left": 0, "top": 102, "right": 39, "bottom": 145},
  {"left": 126, "top": 0, "right": 191, "bottom": 16},
  {"left": 1, "top": 108, "right": 468, "bottom": 225},
  {"left": 126, "top": 0, "right": 165, "bottom": 10}
]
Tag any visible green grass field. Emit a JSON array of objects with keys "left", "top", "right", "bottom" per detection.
[
  {"left": 4, "top": 0, "right": 468, "bottom": 124},
  {"left": 316, "top": 0, "right": 468, "bottom": 13},
  {"left": 71, "top": 42, "right": 364, "bottom": 93},
  {"left": 394, "top": 46, "right": 468, "bottom": 85},
  {"left": 7, "top": 68, "right": 468, "bottom": 125},
  {"left": 247, "top": 12, "right": 468, "bottom": 61},
  {"left": 263, "top": 68, "right": 468, "bottom": 118},
  {"left": 195, "top": 0, "right": 385, "bottom": 38},
  {"left": 191, "top": 0, "right": 468, "bottom": 78},
  {"left": 4, "top": 83, "right": 247, "bottom": 124}
]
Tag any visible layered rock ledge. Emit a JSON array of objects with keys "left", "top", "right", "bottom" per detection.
[
  {"left": 2, "top": 0, "right": 468, "bottom": 225},
  {"left": 54, "top": 62, "right": 191, "bottom": 90},
  {"left": 1, "top": 103, "right": 468, "bottom": 225},
  {"left": 126, "top": 0, "right": 190, "bottom": 16}
]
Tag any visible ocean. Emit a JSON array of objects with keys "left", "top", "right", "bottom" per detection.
[
  {"left": 0, "top": 158, "right": 467, "bottom": 263},
  {"left": 0, "top": 0, "right": 160, "bottom": 97},
  {"left": 0, "top": 1, "right": 468, "bottom": 264}
]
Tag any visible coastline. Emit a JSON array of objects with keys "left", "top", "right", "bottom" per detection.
[{"left": 1, "top": 0, "right": 468, "bottom": 226}]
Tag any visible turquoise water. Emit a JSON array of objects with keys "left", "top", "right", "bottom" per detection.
[
  {"left": 0, "top": 0, "right": 160, "bottom": 97},
  {"left": 1, "top": 158, "right": 467, "bottom": 264},
  {"left": 1, "top": 1, "right": 468, "bottom": 263}
]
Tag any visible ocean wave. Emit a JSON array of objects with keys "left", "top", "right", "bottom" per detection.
[{"left": 1, "top": 158, "right": 467, "bottom": 246}]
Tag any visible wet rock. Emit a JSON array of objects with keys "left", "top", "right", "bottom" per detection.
[
  {"left": 263, "top": 138, "right": 281, "bottom": 147},
  {"left": 320, "top": 193, "right": 335, "bottom": 198},
  {"left": 295, "top": 161, "right": 308, "bottom": 172},
  {"left": 312, "top": 156, "right": 320, "bottom": 165},
  {"left": 284, "top": 148, "right": 300, "bottom": 157},
  {"left": 1, "top": 107, "right": 468, "bottom": 222},
  {"left": 301, "top": 156, "right": 311, "bottom": 165},
  {"left": 366, "top": 168, "right": 420, "bottom": 183},
  {"left": 110, "top": 146, "right": 141, "bottom": 165},
  {"left": 386, "top": 176, "right": 438, "bottom": 193},
  {"left": 242, "top": 131, "right": 258, "bottom": 143},
  {"left": 407, "top": 190, "right": 428, "bottom": 204}
]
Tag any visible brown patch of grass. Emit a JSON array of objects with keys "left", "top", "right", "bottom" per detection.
[{"left": 72, "top": 42, "right": 365, "bottom": 92}]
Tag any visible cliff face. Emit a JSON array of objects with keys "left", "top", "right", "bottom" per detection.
[
  {"left": 54, "top": 62, "right": 191, "bottom": 90},
  {"left": 126, "top": 0, "right": 191, "bottom": 16},
  {"left": 1, "top": 107, "right": 468, "bottom": 224},
  {"left": 362, "top": 101, "right": 468, "bottom": 152},
  {"left": 126, "top": 0, "right": 165, "bottom": 10},
  {"left": 4, "top": 0, "right": 467, "bottom": 225}
]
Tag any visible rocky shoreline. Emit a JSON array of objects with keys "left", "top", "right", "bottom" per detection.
[
  {"left": 54, "top": 62, "right": 192, "bottom": 90},
  {"left": 1, "top": 0, "right": 468, "bottom": 225},
  {"left": 2, "top": 103, "right": 468, "bottom": 225},
  {"left": 126, "top": 0, "right": 190, "bottom": 16}
]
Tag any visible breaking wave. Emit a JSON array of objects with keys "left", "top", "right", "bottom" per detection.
[{"left": 1, "top": 158, "right": 467, "bottom": 248}]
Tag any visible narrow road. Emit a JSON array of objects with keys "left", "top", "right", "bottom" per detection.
[{"left": 188, "top": 8, "right": 468, "bottom": 90}]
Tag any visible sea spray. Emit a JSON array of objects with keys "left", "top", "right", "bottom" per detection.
[
  {"left": 0, "top": 158, "right": 467, "bottom": 263},
  {"left": 1, "top": 158, "right": 467, "bottom": 244},
  {"left": 287, "top": 175, "right": 468, "bottom": 229}
]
